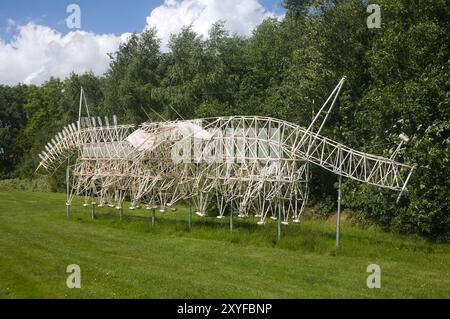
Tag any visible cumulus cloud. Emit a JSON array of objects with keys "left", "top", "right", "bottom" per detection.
[
  {"left": 0, "top": 23, "right": 130, "bottom": 85},
  {"left": 146, "top": 0, "right": 282, "bottom": 51}
]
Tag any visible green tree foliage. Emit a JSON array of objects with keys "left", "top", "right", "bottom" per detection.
[
  {"left": 196, "top": 23, "right": 248, "bottom": 118},
  {"left": 342, "top": 0, "right": 450, "bottom": 238},
  {"left": 103, "top": 28, "right": 163, "bottom": 123},
  {"left": 15, "top": 79, "right": 66, "bottom": 178},
  {"left": 0, "top": 85, "right": 26, "bottom": 178},
  {"left": 159, "top": 26, "right": 205, "bottom": 119}
]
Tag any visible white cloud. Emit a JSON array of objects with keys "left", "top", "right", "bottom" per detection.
[
  {"left": 0, "top": 22, "right": 130, "bottom": 85},
  {"left": 146, "top": 0, "right": 282, "bottom": 51}
]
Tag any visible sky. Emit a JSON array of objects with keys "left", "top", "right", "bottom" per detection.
[{"left": 0, "top": 0, "right": 285, "bottom": 85}]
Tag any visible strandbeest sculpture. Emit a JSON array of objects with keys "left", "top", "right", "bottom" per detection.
[{"left": 37, "top": 78, "right": 415, "bottom": 244}]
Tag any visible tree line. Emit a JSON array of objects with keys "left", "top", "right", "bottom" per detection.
[{"left": 0, "top": 0, "right": 448, "bottom": 239}]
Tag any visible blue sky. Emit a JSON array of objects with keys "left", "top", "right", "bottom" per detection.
[
  {"left": 0, "top": 0, "right": 285, "bottom": 41},
  {"left": 0, "top": 0, "right": 286, "bottom": 85},
  {"left": 0, "top": 0, "right": 159, "bottom": 40}
]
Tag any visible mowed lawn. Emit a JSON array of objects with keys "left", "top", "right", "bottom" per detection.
[{"left": 0, "top": 191, "right": 449, "bottom": 298}]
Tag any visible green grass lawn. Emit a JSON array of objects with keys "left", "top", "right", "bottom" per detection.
[{"left": 0, "top": 191, "right": 449, "bottom": 298}]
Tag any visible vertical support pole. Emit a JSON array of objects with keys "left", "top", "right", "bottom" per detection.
[
  {"left": 66, "top": 154, "right": 70, "bottom": 217},
  {"left": 152, "top": 207, "right": 155, "bottom": 226},
  {"left": 188, "top": 198, "right": 192, "bottom": 232},
  {"left": 277, "top": 200, "right": 281, "bottom": 241},
  {"left": 119, "top": 206, "right": 123, "bottom": 221},
  {"left": 336, "top": 145, "right": 343, "bottom": 249},
  {"left": 91, "top": 201, "right": 95, "bottom": 220},
  {"left": 230, "top": 206, "right": 233, "bottom": 233},
  {"left": 66, "top": 203, "right": 70, "bottom": 217},
  {"left": 336, "top": 174, "right": 342, "bottom": 248}
]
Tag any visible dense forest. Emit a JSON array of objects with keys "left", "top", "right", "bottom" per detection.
[{"left": 0, "top": 0, "right": 449, "bottom": 239}]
